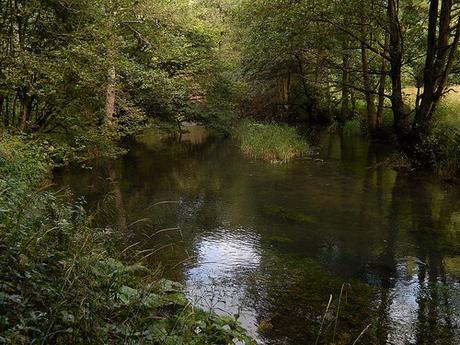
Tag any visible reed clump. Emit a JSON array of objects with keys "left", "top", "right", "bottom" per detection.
[{"left": 234, "top": 120, "right": 308, "bottom": 162}]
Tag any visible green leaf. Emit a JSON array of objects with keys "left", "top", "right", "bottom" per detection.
[{"left": 116, "top": 285, "right": 139, "bottom": 305}]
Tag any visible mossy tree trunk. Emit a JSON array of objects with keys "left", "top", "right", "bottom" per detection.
[{"left": 105, "top": 66, "right": 116, "bottom": 127}]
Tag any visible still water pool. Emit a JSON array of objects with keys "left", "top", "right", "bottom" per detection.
[{"left": 55, "top": 127, "right": 460, "bottom": 345}]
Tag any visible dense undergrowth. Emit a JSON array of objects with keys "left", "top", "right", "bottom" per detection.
[
  {"left": 0, "top": 134, "right": 254, "bottom": 344},
  {"left": 234, "top": 120, "right": 308, "bottom": 162},
  {"left": 422, "top": 96, "right": 460, "bottom": 178}
]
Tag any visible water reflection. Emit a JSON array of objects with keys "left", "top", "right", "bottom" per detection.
[
  {"left": 54, "top": 128, "right": 460, "bottom": 345},
  {"left": 186, "top": 228, "right": 262, "bottom": 338}
]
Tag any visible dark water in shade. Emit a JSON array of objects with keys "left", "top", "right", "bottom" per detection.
[{"left": 54, "top": 127, "right": 460, "bottom": 345}]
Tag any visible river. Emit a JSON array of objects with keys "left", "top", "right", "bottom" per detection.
[{"left": 54, "top": 126, "right": 460, "bottom": 345}]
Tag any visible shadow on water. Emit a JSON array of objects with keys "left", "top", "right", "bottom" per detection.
[{"left": 54, "top": 127, "right": 460, "bottom": 345}]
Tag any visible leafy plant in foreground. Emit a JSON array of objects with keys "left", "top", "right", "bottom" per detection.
[{"left": 0, "top": 135, "right": 254, "bottom": 344}]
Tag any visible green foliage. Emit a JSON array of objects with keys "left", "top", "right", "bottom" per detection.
[
  {"left": 0, "top": 135, "right": 254, "bottom": 344},
  {"left": 343, "top": 118, "right": 368, "bottom": 137},
  {"left": 0, "top": 0, "right": 239, "bottom": 137},
  {"left": 402, "top": 91, "right": 460, "bottom": 177},
  {"left": 234, "top": 0, "right": 335, "bottom": 120},
  {"left": 0, "top": 134, "right": 51, "bottom": 207},
  {"left": 401, "top": 94, "right": 460, "bottom": 178},
  {"left": 414, "top": 124, "right": 460, "bottom": 179},
  {"left": 234, "top": 120, "right": 308, "bottom": 162},
  {"left": 435, "top": 91, "right": 460, "bottom": 130},
  {"left": 41, "top": 128, "right": 127, "bottom": 166}
]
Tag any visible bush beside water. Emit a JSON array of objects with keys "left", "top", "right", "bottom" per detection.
[
  {"left": 234, "top": 120, "right": 308, "bottom": 162},
  {"left": 0, "top": 135, "right": 254, "bottom": 344},
  {"left": 414, "top": 123, "right": 460, "bottom": 178},
  {"left": 428, "top": 95, "right": 460, "bottom": 178}
]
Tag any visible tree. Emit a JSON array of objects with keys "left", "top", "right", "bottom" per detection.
[{"left": 0, "top": 0, "right": 238, "bottom": 137}]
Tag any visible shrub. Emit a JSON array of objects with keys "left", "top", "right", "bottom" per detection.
[
  {"left": 234, "top": 120, "right": 308, "bottom": 162},
  {"left": 0, "top": 134, "right": 51, "bottom": 208},
  {"left": 406, "top": 92, "right": 460, "bottom": 178},
  {"left": 39, "top": 127, "right": 127, "bottom": 166},
  {"left": 414, "top": 123, "right": 460, "bottom": 178}
]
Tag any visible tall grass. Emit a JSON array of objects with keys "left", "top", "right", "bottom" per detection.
[
  {"left": 234, "top": 120, "right": 308, "bottom": 162},
  {"left": 434, "top": 88, "right": 460, "bottom": 129},
  {"left": 0, "top": 134, "right": 254, "bottom": 344}
]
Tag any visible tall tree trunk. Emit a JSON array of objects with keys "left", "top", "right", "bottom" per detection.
[
  {"left": 21, "top": 92, "right": 32, "bottom": 131},
  {"left": 325, "top": 77, "right": 332, "bottom": 111},
  {"left": 387, "top": 0, "right": 408, "bottom": 143},
  {"left": 283, "top": 72, "right": 291, "bottom": 116},
  {"left": 0, "top": 95, "right": 4, "bottom": 126},
  {"left": 296, "top": 55, "right": 318, "bottom": 122},
  {"left": 361, "top": 42, "right": 376, "bottom": 130},
  {"left": 351, "top": 90, "right": 356, "bottom": 115},
  {"left": 21, "top": 102, "right": 27, "bottom": 131},
  {"left": 360, "top": 18, "right": 376, "bottom": 131},
  {"left": 414, "top": 0, "right": 440, "bottom": 132},
  {"left": 377, "top": 35, "right": 389, "bottom": 128},
  {"left": 3, "top": 96, "right": 9, "bottom": 127},
  {"left": 12, "top": 94, "right": 17, "bottom": 126},
  {"left": 340, "top": 38, "right": 351, "bottom": 124},
  {"left": 414, "top": 0, "right": 460, "bottom": 138},
  {"left": 105, "top": 66, "right": 116, "bottom": 127}
]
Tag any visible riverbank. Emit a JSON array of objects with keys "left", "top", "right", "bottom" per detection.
[
  {"left": 0, "top": 133, "right": 254, "bottom": 344},
  {"left": 232, "top": 117, "right": 459, "bottom": 182}
]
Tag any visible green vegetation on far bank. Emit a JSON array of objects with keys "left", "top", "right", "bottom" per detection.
[
  {"left": 416, "top": 90, "right": 460, "bottom": 178},
  {"left": 234, "top": 120, "right": 308, "bottom": 163},
  {"left": 234, "top": 0, "right": 460, "bottom": 178},
  {"left": 0, "top": 135, "right": 254, "bottom": 344},
  {"left": 344, "top": 92, "right": 460, "bottom": 179}
]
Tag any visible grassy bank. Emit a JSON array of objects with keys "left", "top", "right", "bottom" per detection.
[
  {"left": 0, "top": 134, "right": 254, "bottom": 344},
  {"left": 234, "top": 120, "right": 308, "bottom": 162}
]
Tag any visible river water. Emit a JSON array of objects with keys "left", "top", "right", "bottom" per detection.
[{"left": 54, "top": 127, "right": 460, "bottom": 345}]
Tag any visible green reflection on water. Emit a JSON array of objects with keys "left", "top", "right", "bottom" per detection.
[
  {"left": 54, "top": 127, "right": 460, "bottom": 345},
  {"left": 261, "top": 205, "right": 317, "bottom": 224}
]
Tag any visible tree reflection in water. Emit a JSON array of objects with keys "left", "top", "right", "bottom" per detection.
[{"left": 55, "top": 128, "right": 460, "bottom": 345}]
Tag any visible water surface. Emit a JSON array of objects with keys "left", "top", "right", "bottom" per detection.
[{"left": 55, "top": 127, "right": 460, "bottom": 345}]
